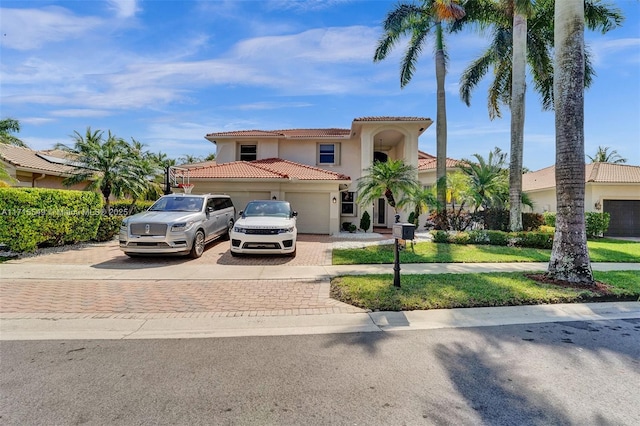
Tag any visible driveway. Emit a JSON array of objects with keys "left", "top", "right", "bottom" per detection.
[{"left": 0, "top": 235, "right": 371, "bottom": 318}]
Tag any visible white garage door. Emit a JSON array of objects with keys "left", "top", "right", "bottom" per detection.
[
  {"left": 227, "top": 192, "right": 271, "bottom": 213},
  {"left": 286, "top": 192, "right": 330, "bottom": 234}
]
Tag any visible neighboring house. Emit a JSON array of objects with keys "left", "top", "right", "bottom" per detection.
[
  {"left": 523, "top": 162, "right": 640, "bottom": 237},
  {"left": 0, "top": 144, "right": 86, "bottom": 190},
  {"left": 179, "top": 116, "right": 459, "bottom": 235}
]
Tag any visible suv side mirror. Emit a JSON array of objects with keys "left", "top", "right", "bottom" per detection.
[
  {"left": 292, "top": 211, "right": 298, "bottom": 218},
  {"left": 207, "top": 206, "right": 215, "bottom": 213}
]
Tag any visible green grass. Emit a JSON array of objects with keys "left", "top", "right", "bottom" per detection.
[
  {"left": 332, "top": 238, "right": 640, "bottom": 265},
  {"left": 330, "top": 270, "right": 640, "bottom": 311}
]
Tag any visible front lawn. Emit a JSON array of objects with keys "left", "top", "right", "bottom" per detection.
[
  {"left": 330, "top": 270, "right": 640, "bottom": 311},
  {"left": 332, "top": 238, "right": 640, "bottom": 265}
]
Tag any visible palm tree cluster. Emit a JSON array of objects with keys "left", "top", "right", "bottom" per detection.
[
  {"left": 55, "top": 128, "right": 166, "bottom": 215},
  {"left": 374, "top": 0, "right": 623, "bottom": 283}
]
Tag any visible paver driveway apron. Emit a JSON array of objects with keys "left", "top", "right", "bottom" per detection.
[{"left": 0, "top": 235, "right": 364, "bottom": 318}]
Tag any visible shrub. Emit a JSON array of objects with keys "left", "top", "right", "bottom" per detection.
[
  {"left": 543, "top": 212, "right": 556, "bottom": 227},
  {"left": 342, "top": 222, "right": 353, "bottom": 232},
  {"left": 359, "top": 211, "right": 371, "bottom": 232},
  {"left": 486, "top": 230, "right": 509, "bottom": 246},
  {"left": 585, "top": 212, "right": 610, "bottom": 239},
  {"left": 467, "top": 229, "right": 490, "bottom": 245},
  {"left": 94, "top": 215, "right": 124, "bottom": 242},
  {"left": 522, "top": 213, "right": 544, "bottom": 231},
  {"left": 349, "top": 224, "right": 357, "bottom": 233},
  {"left": 431, "top": 230, "right": 450, "bottom": 243},
  {"left": 513, "top": 231, "right": 554, "bottom": 249},
  {"left": 539, "top": 225, "right": 555, "bottom": 234},
  {"left": 451, "top": 232, "right": 470, "bottom": 244},
  {"left": 0, "top": 188, "right": 102, "bottom": 252},
  {"left": 480, "top": 209, "right": 510, "bottom": 231}
]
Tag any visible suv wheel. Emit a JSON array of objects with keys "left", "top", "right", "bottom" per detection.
[
  {"left": 190, "top": 230, "right": 205, "bottom": 259},
  {"left": 222, "top": 219, "right": 234, "bottom": 241}
]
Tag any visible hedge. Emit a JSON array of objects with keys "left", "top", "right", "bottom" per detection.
[
  {"left": 430, "top": 229, "right": 554, "bottom": 249},
  {"left": 0, "top": 188, "right": 102, "bottom": 252}
]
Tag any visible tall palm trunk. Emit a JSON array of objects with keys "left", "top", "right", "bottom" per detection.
[
  {"left": 435, "top": 22, "right": 448, "bottom": 217},
  {"left": 509, "top": 10, "right": 526, "bottom": 232},
  {"left": 548, "top": 0, "right": 594, "bottom": 284}
]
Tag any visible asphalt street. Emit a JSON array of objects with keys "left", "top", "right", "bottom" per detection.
[{"left": 2, "top": 318, "right": 639, "bottom": 426}]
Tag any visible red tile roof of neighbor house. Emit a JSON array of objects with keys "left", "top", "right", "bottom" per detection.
[
  {"left": 418, "top": 157, "right": 460, "bottom": 170},
  {"left": 184, "top": 158, "right": 351, "bottom": 181},
  {"left": 522, "top": 162, "right": 640, "bottom": 191},
  {"left": 0, "top": 144, "right": 76, "bottom": 175}
]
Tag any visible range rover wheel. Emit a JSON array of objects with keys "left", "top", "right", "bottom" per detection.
[{"left": 190, "top": 230, "right": 205, "bottom": 259}]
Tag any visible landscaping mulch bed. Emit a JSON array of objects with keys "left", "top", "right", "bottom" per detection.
[{"left": 525, "top": 273, "right": 613, "bottom": 296}]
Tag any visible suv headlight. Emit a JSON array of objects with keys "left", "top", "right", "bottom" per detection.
[
  {"left": 233, "top": 226, "right": 247, "bottom": 233},
  {"left": 120, "top": 220, "right": 128, "bottom": 230},
  {"left": 171, "top": 221, "right": 194, "bottom": 232},
  {"left": 278, "top": 227, "right": 295, "bottom": 233}
]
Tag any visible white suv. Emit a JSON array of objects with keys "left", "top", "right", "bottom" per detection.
[{"left": 230, "top": 200, "right": 297, "bottom": 257}]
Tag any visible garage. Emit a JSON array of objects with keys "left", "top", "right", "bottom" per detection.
[
  {"left": 286, "top": 192, "right": 330, "bottom": 234},
  {"left": 227, "top": 192, "right": 271, "bottom": 213},
  {"left": 603, "top": 200, "right": 640, "bottom": 237}
]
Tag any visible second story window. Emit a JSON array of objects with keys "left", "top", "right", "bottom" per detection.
[
  {"left": 239, "top": 144, "right": 257, "bottom": 161},
  {"left": 318, "top": 143, "right": 340, "bottom": 165}
]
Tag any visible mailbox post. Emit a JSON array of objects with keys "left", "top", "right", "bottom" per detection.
[{"left": 392, "top": 220, "right": 415, "bottom": 288}]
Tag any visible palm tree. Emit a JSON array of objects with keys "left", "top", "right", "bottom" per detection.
[
  {"left": 548, "top": 0, "right": 593, "bottom": 284},
  {"left": 55, "top": 128, "right": 142, "bottom": 215},
  {"left": 458, "top": 147, "right": 509, "bottom": 212},
  {"left": 123, "top": 139, "right": 164, "bottom": 211},
  {"left": 356, "top": 159, "right": 421, "bottom": 216},
  {"left": 457, "top": 0, "right": 623, "bottom": 231},
  {"left": 179, "top": 154, "right": 203, "bottom": 164},
  {"left": 397, "top": 185, "right": 438, "bottom": 227},
  {"left": 587, "top": 146, "right": 627, "bottom": 164},
  {"left": 374, "top": 0, "right": 466, "bottom": 216},
  {"left": 0, "top": 118, "right": 28, "bottom": 147}
]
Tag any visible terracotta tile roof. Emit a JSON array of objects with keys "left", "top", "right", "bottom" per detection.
[
  {"left": 0, "top": 144, "right": 76, "bottom": 175},
  {"left": 185, "top": 158, "right": 351, "bottom": 181},
  {"left": 418, "top": 150, "right": 435, "bottom": 159},
  {"left": 523, "top": 163, "right": 640, "bottom": 191},
  {"left": 354, "top": 116, "right": 431, "bottom": 122},
  {"left": 206, "top": 128, "right": 351, "bottom": 139},
  {"left": 418, "top": 157, "right": 460, "bottom": 170}
]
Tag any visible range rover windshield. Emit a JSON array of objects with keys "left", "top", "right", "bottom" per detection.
[{"left": 243, "top": 201, "right": 291, "bottom": 218}]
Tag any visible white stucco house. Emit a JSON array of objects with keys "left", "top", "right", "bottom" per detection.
[
  {"left": 180, "top": 116, "right": 459, "bottom": 235},
  {"left": 522, "top": 162, "right": 640, "bottom": 237}
]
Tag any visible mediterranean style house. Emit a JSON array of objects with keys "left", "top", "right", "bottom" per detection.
[
  {"left": 182, "top": 116, "right": 459, "bottom": 235},
  {"left": 0, "top": 144, "right": 85, "bottom": 190},
  {"left": 523, "top": 162, "right": 640, "bottom": 237}
]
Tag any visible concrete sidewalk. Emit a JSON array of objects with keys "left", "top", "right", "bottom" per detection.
[
  {"left": 2, "top": 302, "right": 639, "bottom": 340},
  {"left": 2, "top": 261, "right": 638, "bottom": 281}
]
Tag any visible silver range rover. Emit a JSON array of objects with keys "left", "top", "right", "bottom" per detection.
[{"left": 119, "top": 194, "right": 235, "bottom": 258}]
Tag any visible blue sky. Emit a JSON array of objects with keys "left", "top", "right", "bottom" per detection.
[{"left": 1, "top": 0, "right": 639, "bottom": 170}]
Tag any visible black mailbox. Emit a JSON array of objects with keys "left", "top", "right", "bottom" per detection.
[{"left": 393, "top": 223, "right": 415, "bottom": 240}]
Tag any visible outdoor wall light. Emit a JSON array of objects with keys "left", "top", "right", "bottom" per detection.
[
  {"left": 272, "top": 196, "right": 277, "bottom": 200},
  {"left": 332, "top": 197, "right": 337, "bottom": 204},
  {"left": 595, "top": 201, "right": 602, "bottom": 210}
]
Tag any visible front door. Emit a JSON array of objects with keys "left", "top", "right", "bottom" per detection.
[{"left": 373, "top": 198, "right": 386, "bottom": 227}]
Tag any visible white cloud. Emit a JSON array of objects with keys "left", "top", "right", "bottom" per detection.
[
  {"left": 106, "top": 0, "right": 140, "bottom": 19},
  {"left": 0, "top": 6, "right": 101, "bottom": 50},
  {"left": 589, "top": 37, "right": 640, "bottom": 66},
  {"left": 50, "top": 109, "right": 112, "bottom": 118}
]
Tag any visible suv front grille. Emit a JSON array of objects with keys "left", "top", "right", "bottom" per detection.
[
  {"left": 130, "top": 223, "right": 168, "bottom": 236},
  {"left": 245, "top": 229, "right": 280, "bottom": 235}
]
